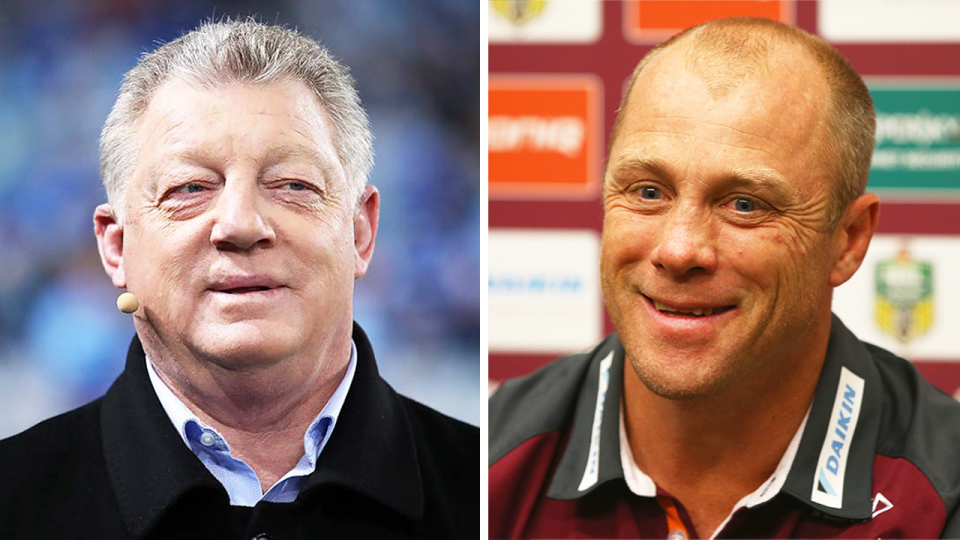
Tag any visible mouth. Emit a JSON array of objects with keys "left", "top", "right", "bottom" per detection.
[
  {"left": 644, "top": 295, "right": 735, "bottom": 318},
  {"left": 216, "top": 286, "right": 273, "bottom": 294},
  {"left": 209, "top": 275, "right": 284, "bottom": 295}
]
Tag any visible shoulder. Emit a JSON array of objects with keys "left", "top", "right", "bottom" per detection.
[
  {"left": 0, "top": 399, "right": 118, "bottom": 533},
  {"left": 864, "top": 342, "right": 960, "bottom": 523},
  {"left": 400, "top": 395, "right": 478, "bottom": 461},
  {"left": 487, "top": 338, "right": 615, "bottom": 539},
  {"left": 489, "top": 343, "right": 600, "bottom": 466},
  {"left": 397, "top": 395, "right": 479, "bottom": 535},
  {"left": 0, "top": 398, "right": 103, "bottom": 473},
  {"left": 868, "top": 342, "right": 960, "bottom": 460}
]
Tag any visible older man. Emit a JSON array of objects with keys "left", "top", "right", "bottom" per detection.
[
  {"left": 0, "top": 21, "right": 478, "bottom": 538},
  {"left": 490, "top": 18, "right": 960, "bottom": 539}
]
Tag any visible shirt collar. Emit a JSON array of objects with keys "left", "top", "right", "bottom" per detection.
[
  {"left": 619, "top": 397, "right": 811, "bottom": 539},
  {"left": 781, "top": 315, "right": 881, "bottom": 521},
  {"left": 547, "top": 315, "right": 880, "bottom": 522},
  {"left": 144, "top": 341, "right": 358, "bottom": 469},
  {"left": 546, "top": 337, "right": 625, "bottom": 500},
  {"left": 618, "top": 401, "right": 810, "bottom": 507}
]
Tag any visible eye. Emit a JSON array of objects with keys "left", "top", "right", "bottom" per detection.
[
  {"left": 285, "top": 181, "right": 307, "bottom": 191},
  {"left": 733, "top": 198, "right": 756, "bottom": 212},
  {"left": 176, "top": 183, "right": 207, "bottom": 194},
  {"left": 639, "top": 186, "right": 662, "bottom": 200}
]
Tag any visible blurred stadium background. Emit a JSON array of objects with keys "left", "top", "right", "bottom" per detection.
[{"left": 0, "top": 0, "right": 480, "bottom": 437}]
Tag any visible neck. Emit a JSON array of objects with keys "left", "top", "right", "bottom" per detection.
[
  {"left": 622, "top": 324, "right": 829, "bottom": 537},
  {"left": 140, "top": 330, "right": 351, "bottom": 492}
]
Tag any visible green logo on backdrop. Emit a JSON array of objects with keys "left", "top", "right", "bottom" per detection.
[
  {"left": 868, "top": 84, "right": 960, "bottom": 194},
  {"left": 875, "top": 245, "right": 934, "bottom": 344}
]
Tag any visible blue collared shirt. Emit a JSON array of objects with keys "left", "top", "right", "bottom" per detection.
[{"left": 145, "top": 343, "right": 357, "bottom": 507}]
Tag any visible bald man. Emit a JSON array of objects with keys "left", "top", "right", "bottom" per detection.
[{"left": 489, "top": 18, "right": 960, "bottom": 539}]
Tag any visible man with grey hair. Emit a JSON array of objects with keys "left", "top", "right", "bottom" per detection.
[
  {"left": 490, "top": 17, "right": 960, "bottom": 539},
  {"left": 0, "top": 20, "right": 478, "bottom": 539}
]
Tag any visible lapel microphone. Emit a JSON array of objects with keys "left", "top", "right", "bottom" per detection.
[{"left": 117, "top": 292, "right": 140, "bottom": 314}]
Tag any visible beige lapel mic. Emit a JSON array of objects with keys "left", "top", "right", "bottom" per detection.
[{"left": 116, "top": 292, "right": 139, "bottom": 314}]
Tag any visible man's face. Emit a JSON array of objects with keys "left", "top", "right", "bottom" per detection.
[
  {"left": 602, "top": 47, "right": 841, "bottom": 400},
  {"left": 113, "top": 78, "right": 374, "bottom": 369}
]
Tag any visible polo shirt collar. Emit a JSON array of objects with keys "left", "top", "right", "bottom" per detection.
[
  {"left": 100, "top": 323, "right": 423, "bottom": 538},
  {"left": 547, "top": 334, "right": 626, "bottom": 500},
  {"left": 781, "top": 314, "right": 881, "bottom": 521},
  {"left": 546, "top": 315, "right": 880, "bottom": 522}
]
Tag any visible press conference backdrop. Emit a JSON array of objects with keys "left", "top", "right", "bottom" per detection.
[
  {"left": 0, "top": 0, "right": 480, "bottom": 438},
  {"left": 489, "top": 1, "right": 960, "bottom": 396}
]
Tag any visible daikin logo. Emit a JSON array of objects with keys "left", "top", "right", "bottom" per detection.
[{"left": 811, "top": 367, "right": 865, "bottom": 508}]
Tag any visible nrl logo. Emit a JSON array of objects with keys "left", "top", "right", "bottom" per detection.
[
  {"left": 491, "top": 0, "right": 548, "bottom": 26},
  {"left": 875, "top": 243, "right": 933, "bottom": 344}
]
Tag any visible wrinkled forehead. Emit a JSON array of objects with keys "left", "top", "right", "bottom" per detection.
[
  {"left": 135, "top": 78, "right": 341, "bottom": 171},
  {"left": 144, "top": 77, "right": 328, "bottom": 137}
]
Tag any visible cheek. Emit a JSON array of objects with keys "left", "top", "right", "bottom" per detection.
[
  {"left": 721, "top": 228, "right": 802, "bottom": 290},
  {"left": 124, "top": 222, "right": 206, "bottom": 300},
  {"left": 723, "top": 227, "right": 830, "bottom": 306},
  {"left": 601, "top": 211, "right": 655, "bottom": 269},
  {"left": 285, "top": 216, "right": 355, "bottom": 276}
]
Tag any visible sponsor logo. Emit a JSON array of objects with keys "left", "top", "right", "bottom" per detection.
[
  {"left": 622, "top": 1, "right": 794, "bottom": 43},
  {"left": 832, "top": 235, "right": 960, "bottom": 359},
  {"left": 489, "top": 115, "right": 585, "bottom": 158},
  {"left": 811, "top": 367, "right": 865, "bottom": 508},
  {"left": 867, "top": 85, "right": 960, "bottom": 193},
  {"left": 876, "top": 110, "right": 960, "bottom": 146},
  {"left": 873, "top": 111, "right": 960, "bottom": 172},
  {"left": 489, "top": 0, "right": 601, "bottom": 43},
  {"left": 489, "top": 274, "right": 584, "bottom": 294},
  {"left": 488, "top": 229, "right": 602, "bottom": 353},
  {"left": 875, "top": 243, "right": 934, "bottom": 344},
  {"left": 579, "top": 352, "right": 613, "bottom": 491},
  {"left": 818, "top": 0, "right": 960, "bottom": 43},
  {"left": 490, "top": 0, "right": 547, "bottom": 26},
  {"left": 872, "top": 492, "right": 894, "bottom": 518},
  {"left": 489, "top": 75, "right": 602, "bottom": 199}
]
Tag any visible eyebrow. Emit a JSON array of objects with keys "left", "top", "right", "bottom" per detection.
[
  {"left": 608, "top": 155, "right": 671, "bottom": 182},
  {"left": 725, "top": 166, "right": 800, "bottom": 202},
  {"left": 260, "top": 144, "right": 335, "bottom": 172}
]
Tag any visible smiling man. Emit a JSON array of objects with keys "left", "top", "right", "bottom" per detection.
[
  {"left": 0, "top": 21, "right": 478, "bottom": 539},
  {"left": 490, "top": 18, "right": 960, "bottom": 539}
]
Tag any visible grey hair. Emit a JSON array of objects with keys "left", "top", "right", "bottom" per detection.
[{"left": 99, "top": 19, "right": 374, "bottom": 221}]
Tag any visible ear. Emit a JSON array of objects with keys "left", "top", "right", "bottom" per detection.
[
  {"left": 353, "top": 185, "right": 380, "bottom": 279},
  {"left": 94, "top": 204, "right": 127, "bottom": 288},
  {"left": 828, "top": 193, "right": 880, "bottom": 287}
]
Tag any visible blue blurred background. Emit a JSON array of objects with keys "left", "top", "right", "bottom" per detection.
[{"left": 0, "top": 0, "right": 480, "bottom": 436}]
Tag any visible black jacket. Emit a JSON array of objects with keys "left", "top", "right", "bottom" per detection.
[{"left": 0, "top": 323, "right": 478, "bottom": 539}]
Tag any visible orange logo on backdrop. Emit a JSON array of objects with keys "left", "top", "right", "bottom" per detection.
[
  {"left": 489, "top": 75, "right": 602, "bottom": 199},
  {"left": 623, "top": 0, "right": 794, "bottom": 43}
]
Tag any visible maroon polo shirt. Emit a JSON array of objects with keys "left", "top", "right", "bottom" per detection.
[{"left": 489, "top": 316, "right": 960, "bottom": 539}]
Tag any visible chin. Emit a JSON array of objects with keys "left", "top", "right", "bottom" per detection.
[
  {"left": 628, "top": 351, "right": 740, "bottom": 401},
  {"left": 189, "top": 322, "right": 300, "bottom": 368}
]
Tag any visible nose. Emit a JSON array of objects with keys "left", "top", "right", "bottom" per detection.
[
  {"left": 209, "top": 177, "right": 276, "bottom": 252},
  {"left": 649, "top": 204, "right": 718, "bottom": 277}
]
